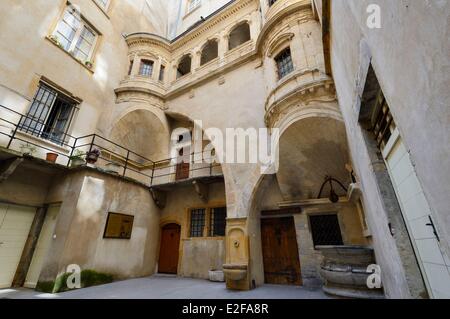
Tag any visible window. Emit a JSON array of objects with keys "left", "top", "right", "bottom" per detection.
[
  {"left": 200, "top": 40, "right": 218, "bottom": 66},
  {"left": 190, "top": 209, "right": 206, "bottom": 237},
  {"left": 103, "top": 213, "right": 134, "bottom": 239},
  {"left": 19, "top": 82, "right": 78, "bottom": 145},
  {"left": 268, "top": 0, "right": 278, "bottom": 6},
  {"left": 139, "top": 59, "right": 154, "bottom": 77},
  {"left": 275, "top": 47, "right": 294, "bottom": 79},
  {"left": 177, "top": 55, "right": 192, "bottom": 78},
  {"left": 52, "top": 6, "right": 98, "bottom": 62},
  {"left": 210, "top": 207, "right": 226, "bottom": 237},
  {"left": 128, "top": 59, "right": 134, "bottom": 75},
  {"left": 309, "top": 214, "right": 343, "bottom": 247},
  {"left": 159, "top": 65, "right": 165, "bottom": 82},
  {"left": 189, "top": 207, "right": 227, "bottom": 238},
  {"left": 187, "top": 0, "right": 201, "bottom": 14},
  {"left": 228, "top": 22, "right": 251, "bottom": 50},
  {"left": 95, "top": 0, "right": 110, "bottom": 10},
  {"left": 371, "top": 92, "right": 397, "bottom": 151}
]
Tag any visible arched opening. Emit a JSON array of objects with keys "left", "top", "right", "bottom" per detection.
[
  {"left": 247, "top": 115, "right": 369, "bottom": 288},
  {"left": 200, "top": 39, "right": 219, "bottom": 65},
  {"left": 177, "top": 55, "right": 192, "bottom": 78},
  {"left": 277, "top": 116, "right": 351, "bottom": 200},
  {"left": 228, "top": 22, "right": 251, "bottom": 50},
  {"left": 109, "top": 109, "right": 170, "bottom": 164}
]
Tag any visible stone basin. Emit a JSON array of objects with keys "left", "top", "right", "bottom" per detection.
[{"left": 316, "top": 245, "right": 384, "bottom": 299}]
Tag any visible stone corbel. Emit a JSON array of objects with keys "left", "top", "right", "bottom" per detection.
[
  {"left": 0, "top": 157, "right": 24, "bottom": 183},
  {"left": 150, "top": 188, "right": 167, "bottom": 209},
  {"left": 192, "top": 180, "right": 209, "bottom": 203},
  {"left": 347, "top": 182, "right": 362, "bottom": 203}
]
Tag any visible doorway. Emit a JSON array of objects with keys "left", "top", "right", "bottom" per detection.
[
  {"left": 158, "top": 223, "right": 181, "bottom": 274},
  {"left": 261, "top": 217, "right": 302, "bottom": 285}
]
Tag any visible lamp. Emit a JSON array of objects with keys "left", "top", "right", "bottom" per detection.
[{"left": 317, "top": 176, "right": 348, "bottom": 203}]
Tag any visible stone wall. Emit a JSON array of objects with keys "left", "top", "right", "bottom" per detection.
[{"left": 320, "top": 0, "right": 450, "bottom": 298}]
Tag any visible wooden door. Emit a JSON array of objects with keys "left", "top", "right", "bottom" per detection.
[
  {"left": 261, "top": 217, "right": 302, "bottom": 285},
  {"left": 176, "top": 163, "right": 190, "bottom": 180},
  {"left": 158, "top": 224, "right": 181, "bottom": 274}
]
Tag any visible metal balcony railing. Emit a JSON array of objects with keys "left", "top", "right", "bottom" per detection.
[{"left": 0, "top": 104, "right": 222, "bottom": 187}]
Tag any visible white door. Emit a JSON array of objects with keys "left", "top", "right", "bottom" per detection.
[
  {"left": 383, "top": 128, "right": 450, "bottom": 298},
  {"left": 0, "top": 204, "right": 36, "bottom": 288},
  {"left": 24, "top": 205, "right": 60, "bottom": 288}
]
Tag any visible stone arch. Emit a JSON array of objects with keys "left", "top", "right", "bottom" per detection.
[
  {"left": 276, "top": 111, "right": 351, "bottom": 201},
  {"left": 176, "top": 54, "right": 192, "bottom": 78},
  {"left": 228, "top": 21, "right": 251, "bottom": 50},
  {"left": 109, "top": 107, "right": 170, "bottom": 162},
  {"left": 200, "top": 39, "right": 219, "bottom": 65}
]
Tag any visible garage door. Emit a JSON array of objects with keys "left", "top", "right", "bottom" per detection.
[
  {"left": 24, "top": 204, "right": 60, "bottom": 288},
  {"left": 383, "top": 128, "right": 450, "bottom": 299},
  {"left": 0, "top": 203, "right": 36, "bottom": 288}
]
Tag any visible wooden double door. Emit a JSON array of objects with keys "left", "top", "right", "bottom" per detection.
[
  {"left": 261, "top": 217, "right": 302, "bottom": 285},
  {"left": 158, "top": 224, "right": 181, "bottom": 274}
]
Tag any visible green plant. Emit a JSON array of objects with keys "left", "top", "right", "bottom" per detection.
[
  {"left": 35, "top": 281, "right": 55, "bottom": 293},
  {"left": 49, "top": 34, "right": 63, "bottom": 48},
  {"left": 85, "top": 60, "right": 93, "bottom": 68},
  {"left": 50, "top": 269, "right": 114, "bottom": 293},
  {"left": 69, "top": 149, "right": 86, "bottom": 160}
]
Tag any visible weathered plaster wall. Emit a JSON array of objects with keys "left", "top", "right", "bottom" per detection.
[
  {"left": 39, "top": 169, "right": 161, "bottom": 282},
  {"left": 325, "top": 0, "right": 450, "bottom": 298},
  {"left": 0, "top": 0, "right": 163, "bottom": 143},
  {"left": 160, "top": 182, "right": 226, "bottom": 279}
]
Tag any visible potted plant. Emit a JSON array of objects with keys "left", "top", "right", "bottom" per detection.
[
  {"left": 86, "top": 149, "right": 101, "bottom": 164},
  {"left": 105, "top": 161, "right": 121, "bottom": 174},
  {"left": 19, "top": 143, "right": 37, "bottom": 156},
  {"left": 69, "top": 150, "right": 86, "bottom": 168},
  {"left": 85, "top": 61, "right": 93, "bottom": 69},
  {"left": 46, "top": 152, "right": 59, "bottom": 163},
  {"left": 49, "top": 35, "right": 63, "bottom": 48}
]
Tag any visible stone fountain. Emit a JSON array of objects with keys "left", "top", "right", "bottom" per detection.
[{"left": 316, "top": 245, "right": 384, "bottom": 299}]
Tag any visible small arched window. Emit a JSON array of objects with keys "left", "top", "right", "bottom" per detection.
[
  {"left": 177, "top": 55, "right": 192, "bottom": 78},
  {"left": 228, "top": 22, "right": 251, "bottom": 50},
  {"left": 275, "top": 47, "right": 294, "bottom": 79},
  {"left": 200, "top": 40, "right": 219, "bottom": 66}
]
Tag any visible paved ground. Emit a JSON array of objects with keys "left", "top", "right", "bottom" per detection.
[{"left": 0, "top": 275, "right": 330, "bottom": 299}]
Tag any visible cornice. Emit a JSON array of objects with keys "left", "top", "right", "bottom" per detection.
[
  {"left": 256, "top": 0, "right": 313, "bottom": 55},
  {"left": 265, "top": 77, "right": 338, "bottom": 128}
]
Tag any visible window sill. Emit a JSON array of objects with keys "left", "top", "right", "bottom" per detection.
[
  {"left": 45, "top": 37, "right": 95, "bottom": 74},
  {"left": 15, "top": 131, "right": 71, "bottom": 154},
  {"left": 184, "top": 236, "right": 225, "bottom": 241},
  {"left": 92, "top": 0, "right": 111, "bottom": 19}
]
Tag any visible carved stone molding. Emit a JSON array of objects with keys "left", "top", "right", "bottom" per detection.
[{"left": 265, "top": 77, "right": 338, "bottom": 129}]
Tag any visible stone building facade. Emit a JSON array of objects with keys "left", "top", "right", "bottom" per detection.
[{"left": 0, "top": 0, "right": 448, "bottom": 299}]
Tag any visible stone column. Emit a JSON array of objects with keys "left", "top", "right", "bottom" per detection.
[
  {"left": 218, "top": 33, "right": 229, "bottom": 66},
  {"left": 192, "top": 49, "right": 201, "bottom": 74},
  {"left": 131, "top": 54, "right": 141, "bottom": 76},
  {"left": 153, "top": 57, "right": 162, "bottom": 81}
]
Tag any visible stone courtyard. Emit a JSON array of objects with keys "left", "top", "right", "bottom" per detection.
[{"left": 0, "top": 275, "right": 330, "bottom": 299}]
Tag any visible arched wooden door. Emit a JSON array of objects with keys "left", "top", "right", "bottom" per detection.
[{"left": 158, "top": 224, "right": 181, "bottom": 274}]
